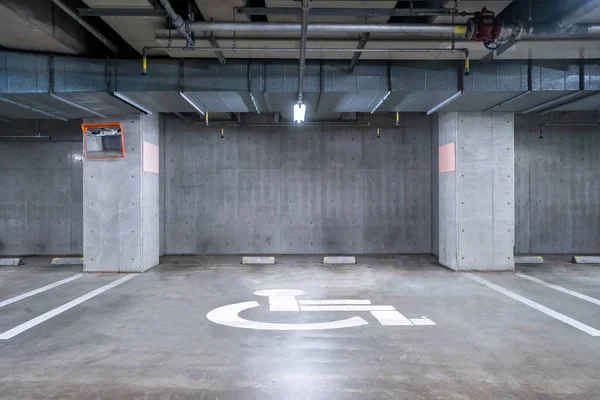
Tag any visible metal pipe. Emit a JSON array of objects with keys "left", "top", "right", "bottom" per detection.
[
  {"left": 188, "top": 21, "right": 464, "bottom": 35},
  {"left": 222, "top": 122, "right": 380, "bottom": 127},
  {"left": 158, "top": 0, "right": 195, "bottom": 48},
  {"left": 235, "top": 7, "right": 472, "bottom": 18},
  {"left": 348, "top": 32, "right": 370, "bottom": 74},
  {"left": 297, "top": 0, "right": 311, "bottom": 103},
  {"left": 207, "top": 36, "right": 226, "bottom": 65},
  {"left": 0, "top": 135, "right": 51, "bottom": 140},
  {"left": 51, "top": 0, "right": 118, "bottom": 53},
  {"left": 144, "top": 45, "right": 470, "bottom": 54},
  {"left": 532, "top": 0, "right": 600, "bottom": 35},
  {"left": 542, "top": 122, "right": 600, "bottom": 126},
  {"left": 78, "top": 8, "right": 167, "bottom": 17}
]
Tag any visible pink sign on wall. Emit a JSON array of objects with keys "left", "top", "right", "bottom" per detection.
[
  {"left": 439, "top": 142, "right": 456, "bottom": 173},
  {"left": 143, "top": 141, "right": 159, "bottom": 173}
]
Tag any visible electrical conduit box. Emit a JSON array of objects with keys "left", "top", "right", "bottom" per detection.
[{"left": 81, "top": 122, "right": 125, "bottom": 160}]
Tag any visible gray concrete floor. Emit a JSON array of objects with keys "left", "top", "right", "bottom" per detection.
[{"left": 1, "top": 255, "right": 600, "bottom": 399}]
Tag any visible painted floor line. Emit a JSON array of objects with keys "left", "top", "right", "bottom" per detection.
[
  {"left": 370, "top": 310, "right": 413, "bottom": 325},
  {"left": 0, "top": 274, "right": 136, "bottom": 340},
  {"left": 465, "top": 273, "right": 600, "bottom": 337},
  {"left": 516, "top": 273, "right": 600, "bottom": 306},
  {"left": 0, "top": 274, "right": 84, "bottom": 309},
  {"left": 298, "top": 300, "right": 372, "bottom": 305},
  {"left": 300, "top": 305, "right": 395, "bottom": 312}
]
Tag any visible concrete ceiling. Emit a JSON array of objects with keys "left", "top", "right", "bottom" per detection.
[
  {"left": 80, "top": 0, "right": 165, "bottom": 53},
  {"left": 0, "top": 0, "right": 88, "bottom": 54},
  {"left": 65, "top": 0, "right": 600, "bottom": 61}
]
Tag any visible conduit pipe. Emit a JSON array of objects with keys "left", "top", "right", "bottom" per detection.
[
  {"left": 158, "top": 0, "right": 195, "bottom": 48},
  {"left": 188, "top": 21, "right": 466, "bottom": 35},
  {"left": 236, "top": 7, "right": 474, "bottom": 18}
]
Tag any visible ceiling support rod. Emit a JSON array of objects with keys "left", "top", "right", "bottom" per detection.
[
  {"left": 207, "top": 35, "right": 226, "bottom": 65},
  {"left": 50, "top": 0, "right": 118, "bottom": 53},
  {"left": 348, "top": 32, "right": 370, "bottom": 74},
  {"left": 297, "top": 0, "right": 311, "bottom": 104}
]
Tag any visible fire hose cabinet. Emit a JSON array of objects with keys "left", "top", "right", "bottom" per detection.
[{"left": 81, "top": 122, "right": 125, "bottom": 160}]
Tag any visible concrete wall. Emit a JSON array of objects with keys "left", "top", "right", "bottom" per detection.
[
  {"left": 164, "top": 114, "right": 433, "bottom": 255},
  {"left": 0, "top": 120, "right": 83, "bottom": 256},
  {"left": 515, "top": 113, "right": 600, "bottom": 255}
]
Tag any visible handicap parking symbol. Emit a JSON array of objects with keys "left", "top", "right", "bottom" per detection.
[{"left": 207, "top": 289, "right": 435, "bottom": 331}]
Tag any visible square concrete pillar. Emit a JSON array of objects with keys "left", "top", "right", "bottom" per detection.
[
  {"left": 436, "top": 112, "right": 515, "bottom": 271},
  {"left": 83, "top": 114, "right": 160, "bottom": 272}
]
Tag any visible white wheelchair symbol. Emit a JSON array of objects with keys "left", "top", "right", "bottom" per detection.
[{"left": 207, "top": 289, "right": 435, "bottom": 331}]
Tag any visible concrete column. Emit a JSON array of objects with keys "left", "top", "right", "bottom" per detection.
[
  {"left": 83, "top": 114, "right": 160, "bottom": 272},
  {"left": 437, "top": 112, "right": 515, "bottom": 271}
]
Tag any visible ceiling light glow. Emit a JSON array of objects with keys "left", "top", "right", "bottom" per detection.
[{"left": 294, "top": 103, "right": 306, "bottom": 123}]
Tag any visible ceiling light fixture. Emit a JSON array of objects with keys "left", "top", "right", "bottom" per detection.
[
  {"left": 179, "top": 91, "right": 205, "bottom": 115},
  {"left": 294, "top": 103, "right": 306, "bottom": 123},
  {"left": 113, "top": 91, "right": 153, "bottom": 115}
]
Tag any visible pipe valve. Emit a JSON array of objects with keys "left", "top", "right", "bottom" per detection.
[{"left": 465, "top": 7, "right": 526, "bottom": 49}]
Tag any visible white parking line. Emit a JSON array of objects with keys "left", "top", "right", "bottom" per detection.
[
  {"left": 0, "top": 274, "right": 84, "bottom": 309},
  {"left": 516, "top": 273, "right": 600, "bottom": 306},
  {"left": 465, "top": 273, "right": 600, "bottom": 337},
  {"left": 300, "top": 305, "right": 395, "bottom": 312},
  {"left": 370, "top": 310, "right": 413, "bottom": 325},
  {"left": 0, "top": 274, "right": 136, "bottom": 340},
  {"left": 298, "top": 300, "right": 372, "bottom": 305}
]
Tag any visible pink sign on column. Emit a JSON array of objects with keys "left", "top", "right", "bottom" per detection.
[
  {"left": 143, "top": 141, "right": 159, "bottom": 173},
  {"left": 439, "top": 142, "right": 456, "bottom": 173}
]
